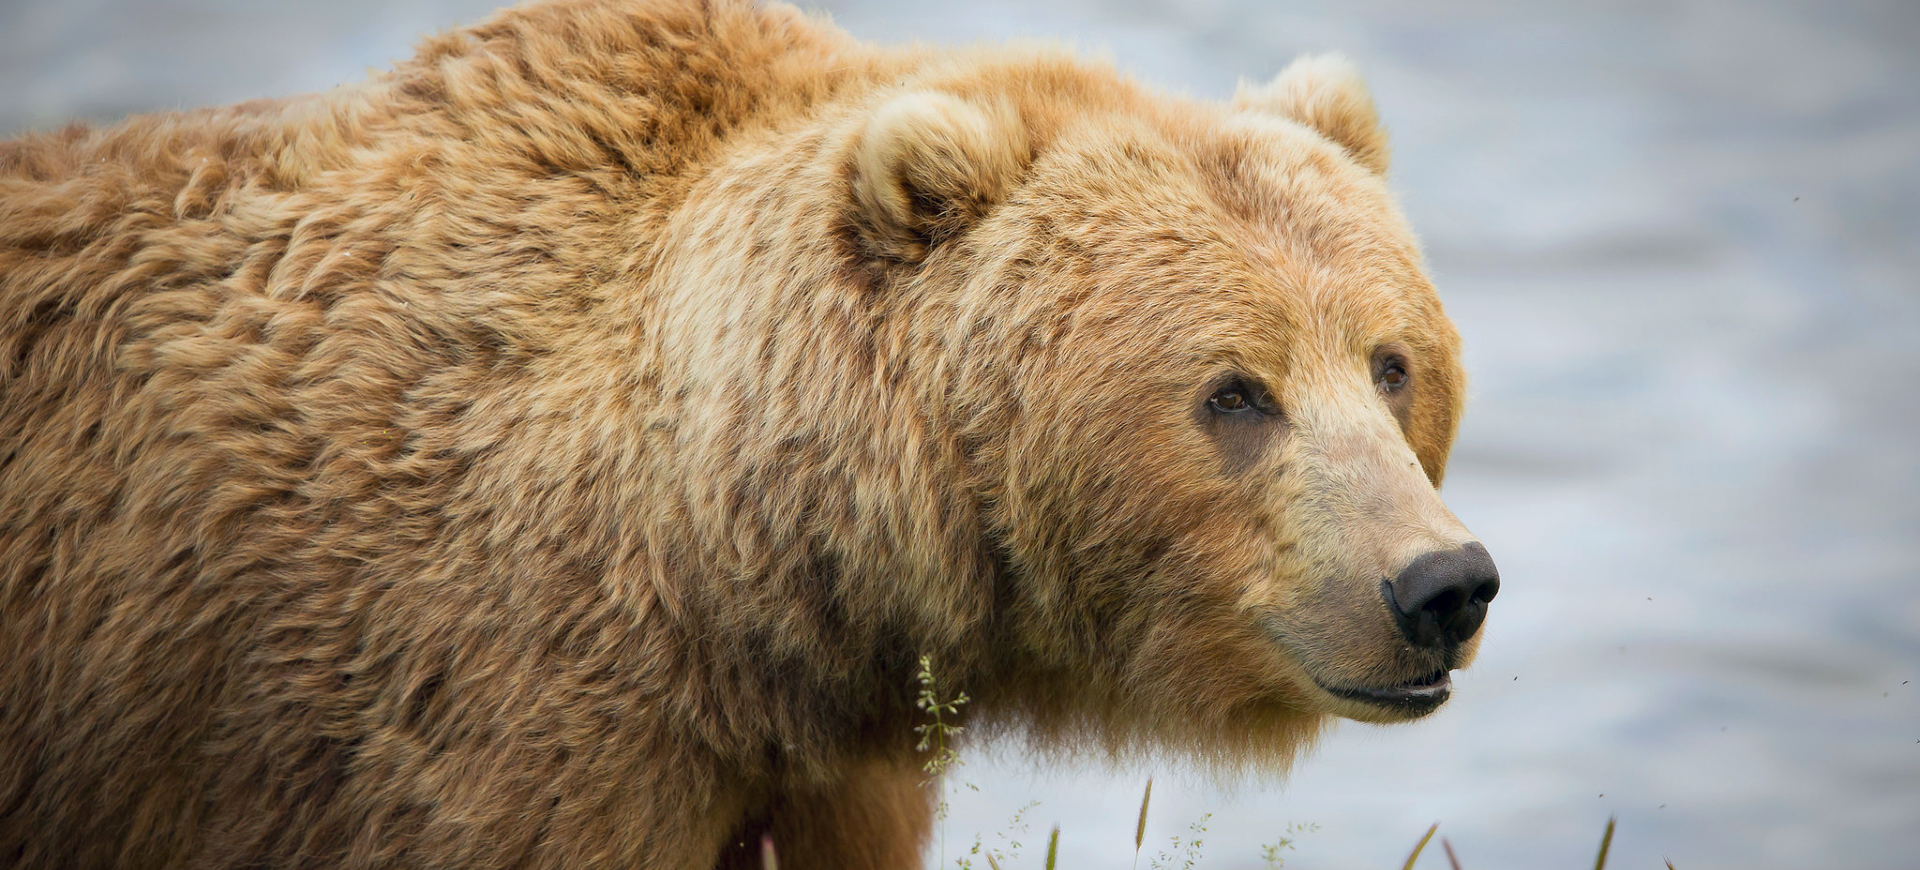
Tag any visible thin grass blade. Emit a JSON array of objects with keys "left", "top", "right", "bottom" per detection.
[
  {"left": 1593, "top": 815, "right": 1616, "bottom": 870},
  {"left": 1133, "top": 778, "right": 1153, "bottom": 869},
  {"left": 1442, "top": 836, "right": 1462, "bottom": 870},
  {"left": 1045, "top": 825, "right": 1060, "bottom": 870},
  {"left": 1402, "top": 822, "right": 1439, "bottom": 870},
  {"left": 760, "top": 834, "right": 779, "bottom": 870}
]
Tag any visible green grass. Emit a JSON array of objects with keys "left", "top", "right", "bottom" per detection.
[
  {"left": 764, "top": 659, "right": 1666, "bottom": 870},
  {"left": 940, "top": 781, "right": 1648, "bottom": 870}
]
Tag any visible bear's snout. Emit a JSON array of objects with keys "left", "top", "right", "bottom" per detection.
[{"left": 1381, "top": 541, "right": 1500, "bottom": 654}]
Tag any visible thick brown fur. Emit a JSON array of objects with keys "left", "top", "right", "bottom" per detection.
[{"left": 0, "top": 1, "right": 1488, "bottom": 867}]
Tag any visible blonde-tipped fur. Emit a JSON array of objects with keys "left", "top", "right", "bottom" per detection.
[
  {"left": 0, "top": 1, "right": 1481, "bottom": 868},
  {"left": 852, "top": 91, "right": 1029, "bottom": 261},
  {"left": 1235, "top": 53, "right": 1391, "bottom": 174}
]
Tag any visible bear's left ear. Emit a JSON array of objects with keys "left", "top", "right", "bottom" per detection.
[
  {"left": 850, "top": 90, "right": 1029, "bottom": 262},
  {"left": 1233, "top": 54, "right": 1390, "bottom": 175}
]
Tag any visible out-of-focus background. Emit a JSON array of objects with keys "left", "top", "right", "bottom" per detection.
[{"left": 5, "top": 1, "right": 1916, "bottom": 867}]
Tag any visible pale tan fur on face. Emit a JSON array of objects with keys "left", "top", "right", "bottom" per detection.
[{"left": 0, "top": 1, "right": 1482, "bottom": 867}]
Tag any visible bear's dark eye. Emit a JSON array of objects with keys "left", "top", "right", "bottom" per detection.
[
  {"left": 1207, "top": 379, "right": 1265, "bottom": 415},
  {"left": 1375, "top": 355, "right": 1410, "bottom": 393},
  {"left": 1210, "top": 390, "right": 1249, "bottom": 412}
]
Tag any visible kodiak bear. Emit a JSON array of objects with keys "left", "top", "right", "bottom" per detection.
[{"left": 0, "top": 0, "right": 1499, "bottom": 867}]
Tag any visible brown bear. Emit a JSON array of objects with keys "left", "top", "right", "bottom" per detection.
[{"left": 0, "top": 0, "right": 1499, "bottom": 868}]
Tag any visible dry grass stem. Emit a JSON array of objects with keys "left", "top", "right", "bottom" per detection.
[
  {"left": 759, "top": 834, "right": 778, "bottom": 870},
  {"left": 1402, "top": 822, "right": 1439, "bottom": 870},
  {"left": 1133, "top": 779, "right": 1153, "bottom": 869},
  {"left": 1593, "top": 815, "right": 1616, "bottom": 870}
]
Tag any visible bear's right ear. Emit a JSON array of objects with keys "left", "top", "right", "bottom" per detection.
[
  {"left": 1234, "top": 54, "right": 1390, "bottom": 175},
  {"left": 850, "top": 91, "right": 1029, "bottom": 263}
]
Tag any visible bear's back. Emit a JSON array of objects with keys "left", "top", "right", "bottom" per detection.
[{"left": 0, "top": 2, "right": 883, "bottom": 866}]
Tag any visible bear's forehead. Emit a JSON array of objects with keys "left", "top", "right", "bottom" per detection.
[{"left": 1005, "top": 114, "right": 1434, "bottom": 345}]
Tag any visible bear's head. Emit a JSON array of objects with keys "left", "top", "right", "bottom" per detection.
[{"left": 656, "top": 51, "right": 1497, "bottom": 766}]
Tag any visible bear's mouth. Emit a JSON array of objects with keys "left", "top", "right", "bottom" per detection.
[{"left": 1317, "top": 668, "right": 1451, "bottom": 716}]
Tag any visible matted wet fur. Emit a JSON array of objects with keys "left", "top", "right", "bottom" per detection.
[{"left": 0, "top": 1, "right": 1489, "bottom": 867}]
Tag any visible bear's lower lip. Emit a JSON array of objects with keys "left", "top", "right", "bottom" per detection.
[{"left": 1319, "top": 669, "right": 1451, "bottom": 715}]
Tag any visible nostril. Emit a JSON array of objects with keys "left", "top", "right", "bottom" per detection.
[
  {"left": 1470, "top": 577, "right": 1500, "bottom": 605},
  {"left": 1423, "top": 587, "right": 1465, "bottom": 618}
]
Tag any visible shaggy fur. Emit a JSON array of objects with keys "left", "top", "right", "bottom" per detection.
[{"left": 0, "top": 1, "right": 1488, "bottom": 867}]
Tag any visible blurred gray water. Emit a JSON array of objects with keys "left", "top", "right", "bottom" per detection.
[{"left": 4, "top": 1, "right": 1916, "bottom": 868}]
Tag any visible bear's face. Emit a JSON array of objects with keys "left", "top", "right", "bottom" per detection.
[{"left": 847, "top": 56, "right": 1497, "bottom": 737}]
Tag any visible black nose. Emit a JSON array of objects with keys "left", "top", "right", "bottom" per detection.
[{"left": 1382, "top": 542, "right": 1500, "bottom": 650}]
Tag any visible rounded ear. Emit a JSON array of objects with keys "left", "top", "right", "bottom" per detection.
[
  {"left": 850, "top": 91, "right": 1029, "bottom": 262},
  {"left": 1234, "top": 54, "right": 1390, "bottom": 175}
]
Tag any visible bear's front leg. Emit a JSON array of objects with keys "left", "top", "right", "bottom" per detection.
[{"left": 715, "top": 759, "right": 935, "bottom": 870}]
